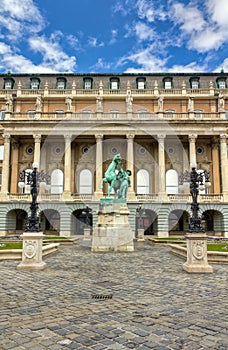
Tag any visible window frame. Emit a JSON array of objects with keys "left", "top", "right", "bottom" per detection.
[
  {"left": 56, "top": 77, "right": 67, "bottom": 90},
  {"left": 4, "top": 78, "right": 15, "bottom": 90},
  {"left": 110, "top": 77, "right": 120, "bottom": 90},
  {"left": 83, "top": 77, "right": 93, "bottom": 90},
  {"left": 30, "top": 78, "right": 40, "bottom": 90},
  {"left": 163, "top": 77, "right": 173, "bottom": 89},
  {"left": 136, "top": 77, "right": 146, "bottom": 90}
]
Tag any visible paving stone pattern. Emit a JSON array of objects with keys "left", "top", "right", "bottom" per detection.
[{"left": 0, "top": 241, "right": 227, "bottom": 350}]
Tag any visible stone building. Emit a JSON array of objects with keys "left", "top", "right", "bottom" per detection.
[{"left": 0, "top": 72, "right": 227, "bottom": 237}]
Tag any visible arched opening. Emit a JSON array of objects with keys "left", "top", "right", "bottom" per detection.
[
  {"left": 135, "top": 209, "right": 157, "bottom": 236},
  {"left": 202, "top": 210, "right": 224, "bottom": 235},
  {"left": 136, "top": 169, "right": 150, "bottom": 194},
  {"left": 72, "top": 208, "right": 93, "bottom": 235},
  {"left": 41, "top": 209, "right": 60, "bottom": 235},
  {"left": 51, "top": 169, "right": 64, "bottom": 194},
  {"left": 6, "top": 209, "right": 27, "bottom": 234},
  {"left": 79, "top": 169, "right": 93, "bottom": 194},
  {"left": 168, "top": 210, "right": 189, "bottom": 234},
  {"left": 166, "top": 169, "right": 178, "bottom": 194}
]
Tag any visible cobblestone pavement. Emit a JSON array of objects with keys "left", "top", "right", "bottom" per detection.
[{"left": 0, "top": 240, "right": 227, "bottom": 350}]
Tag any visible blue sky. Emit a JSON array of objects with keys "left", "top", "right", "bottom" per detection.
[{"left": 0, "top": 0, "right": 227, "bottom": 74}]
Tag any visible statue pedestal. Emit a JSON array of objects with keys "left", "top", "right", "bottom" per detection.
[
  {"left": 83, "top": 228, "right": 91, "bottom": 241},
  {"left": 17, "top": 232, "right": 46, "bottom": 271},
  {"left": 183, "top": 233, "right": 213, "bottom": 273},
  {"left": 91, "top": 200, "right": 134, "bottom": 252},
  {"left": 137, "top": 229, "right": 145, "bottom": 241}
]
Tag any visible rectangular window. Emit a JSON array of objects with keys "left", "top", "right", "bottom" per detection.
[
  {"left": 137, "top": 81, "right": 145, "bottom": 89},
  {"left": 111, "top": 81, "right": 118, "bottom": 90},
  {"left": 84, "top": 81, "right": 92, "bottom": 89},
  {"left": 191, "top": 81, "right": 199, "bottom": 89},
  {"left": 27, "top": 110, "right": 36, "bottom": 118},
  {"left": 55, "top": 110, "right": 64, "bottom": 118},
  {"left": 0, "top": 111, "right": 5, "bottom": 120},
  {"left": 57, "top": 82, "right": 65, "bottom": 89},
  {"left": 31, "top": 82, "right": 39, "bottom": 89},
  {"left": 165, "top": 81, "right": 172, "bottom": 89},
  {"left": 5, "top": 81, "right": 12, "bottom": 89},
  {"left": 0, "top": 145, "right": 4, "bottom": 160},
  {"left": 218, "top": 81, "right": 226, "bottom": 89}
]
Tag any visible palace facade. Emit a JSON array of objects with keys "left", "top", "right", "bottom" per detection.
[{"left": 0, "top": 72, "right": 227, "bottom": 237}]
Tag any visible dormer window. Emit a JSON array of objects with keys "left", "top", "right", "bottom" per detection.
[
  {"left": 30, "top": 78, "right": 40, "bottom": 90},
  {"left": 56, "top": 77, "right": 66, "bottom": 89},
  {"left": 83, "top": 78, "right": 93, "bottom": 90},
  {"left": 110, "top": 77, "right": 120, "bottom": 90},
  {"left": 4, "top": 78, "right": 14, "bottom": 89},
  {"left": 216, "top": 77, "right": 226, "bottom": 89},
  {"left": 136, "top": 77, "right": 146, "bottom": 89},
  {"left": 163, "top": 77, "right": 173, "bottom": 89},
  {"left": 190, "top": 77, "right": 200, "bottom": 89}
]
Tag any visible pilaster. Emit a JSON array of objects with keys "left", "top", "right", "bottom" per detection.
[
  {"left": 94, "top": 134, "right": 103, "bottom": 198},
  {"left": 63, "top": 134, "right": 72, "bottom": 199},
  {"left": 126, "top": 134, "right": 135, "bottom": 199}
]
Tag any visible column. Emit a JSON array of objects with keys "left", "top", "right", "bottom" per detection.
[
  {"left": 220, "top": 134, "right": 228, "bottom": 196},
  {"left": 63, "top": 134, "right": 72, "bottom": 199},
  {"left": 158, "top": 134, "right": 166, "bottom": 197},
  {"left": 95, "top": 134, "right": 103, "bottom": 197},
  {"left": 126, "top": 134, "right": 135, "bottom": 198},
  {"left": 188, "top": 134, "right": 197, "bottom": 168},
  {"left": 212, "top": 137, "right": 220, "bottom": 194},
  {"left": 0, "top": 134, "right": 11, "bottom": 197},
  {"left": 10, "top": 141, "right": 19, "bottom": 193},
  {"left": 33, "top": 134, "right": 41, "bottom": 165}
]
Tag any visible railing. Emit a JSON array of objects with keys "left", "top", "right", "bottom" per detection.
[
  {"left": 168, "top": 194, "right": 191, "bottom": 202},
  {"left": 199, "top": 194, "right": 224, "bottom": 202},
  {"left": 0, "top": 87, "right": 228, "bottom": 98},
  {"left": 6, "top": 193, "right": 224, "bottom": 203},
  {"left": 6, "top": 111, "right": 221, "bottom": 121},
  {"left": 136, "top": 194, "right": 159, "bottom": 200}
]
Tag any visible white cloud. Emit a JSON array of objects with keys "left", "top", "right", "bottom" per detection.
[
  {"left": 168, "top": 0, "right": 228, "bottom": 53},
  {"left": 135, "top": 22, "right": 155, "bottom": 41},
  {"left": 136, "top": 0, "right": 166, "bottom": 22},
  {"left": 91, "top": 58, "right": 111, "bottom": 71},
  {"left": 28, "top": 35, "right": 76, "bottom": 72},
  {"left": 109, "top": 30, "right": 118, "bottom": 45},
  {"left": 88, "top": 37, "right": 104, "bottom": 48},
  {"left": 0, "top": 0, "right": 44, "bottom": 40},
  {"left": 120, "top": 46, "right": 168, "bottom": 72},
  {"left": 168, "top": 62, "right": 207, "bottom": 73}
]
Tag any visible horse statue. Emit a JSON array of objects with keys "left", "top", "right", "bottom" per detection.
[{"left": 100, "top": 153, "right": 122, "bottom": 197}]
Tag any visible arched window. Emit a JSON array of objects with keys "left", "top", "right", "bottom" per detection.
[
  {"left": 110, "top": 110, "right": 119, "bottom": 118},
  {"left": 22, "top": 169, "right": 33, "bottom": 194},
  {"left": 165, "top": 109, "right": 175, "bottom": 118},
  {"left": 194, "top": 109, "right": 203, "bottom": 118},
  {"left": 136, "top": 169, "right": 150, "bottom": 194},
  {"left": 166, "top": 169, "right": 178, "bottom": 194},
  {"left": 137, "top": 109, "right": 148, "bottom": 118},
  {"left": 51, "top": 169, "right": 64, "bottom": 194},
  {"left": 79, "top": 169, "right": 93, "bottom": 194}
]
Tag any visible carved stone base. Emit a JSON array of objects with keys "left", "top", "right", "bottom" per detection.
[
  {"left": 137, "top": 229, "right": 145, "bottom": 241},
  {"left": 91, "top": 201, "right": 134, "bottom": 252},
  {"left": 183, "top": 233, "right": 213, "bottom": 273},
  {"left": 17, "top": 232, "right": 46, "bottom": 271},
  {"left": 83, "top": 228, "right": 91, "bottom": 241}
]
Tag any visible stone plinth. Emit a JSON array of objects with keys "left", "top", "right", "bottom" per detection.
[
  {"left": 83, "top": 228, "right": 91, "bottom": 241},
  {"left": 17, "top": 232, "right": 46, "bottom": 271},
  {"left": 137, "top": 229, "right": 145, "bottom": 241},
  {"left": 92, "top": 200, "right": 134, "bottom": 252},
  {"left": 183, "top": 233, "right": 213, "bottom": 273}
]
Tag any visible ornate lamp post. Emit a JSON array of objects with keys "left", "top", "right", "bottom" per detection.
[
  {"left": 18, "top": 162, "right": 50, "bottom": 232},
  {"left": 17, "top": 162, "right": 50, "bottom": 271},
  {"left": 136, "top": 205, "right": 146, "bottom": 241},
  {"left": 179, "top": 166, "right": 211, "bottom": 233},
  {"left": 179, "top": 165, "right": 213, "bottom": 273}
]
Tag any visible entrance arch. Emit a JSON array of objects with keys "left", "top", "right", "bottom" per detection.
[
  {"left": 202, "top": 210, "right": 224, "bottom": 235},
  {"left": 135, "top": 209, "right": 157, "bottom": 235},
  {"left": 6, "top": 209, "right": 27, "bottom": 234},
  {"left": 41, "top": 209, "right": 60, "bottom": 235},
  {"left": 168, "top": 210, "right": 189, "bottom": 234},
  {"left": 72, "top": 208, "right": 93, "bottom": 235}
]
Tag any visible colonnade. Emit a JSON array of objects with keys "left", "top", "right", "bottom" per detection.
[{"left": 1, "top": 133, "right": 228, "bottom": 199}]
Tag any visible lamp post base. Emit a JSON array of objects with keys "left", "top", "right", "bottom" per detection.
[
  {"left": 16, "top": 231, "right": 46, "bottom": 271},
  {"left": 183, "top": 233, "right": 213, "bottom": 273}
]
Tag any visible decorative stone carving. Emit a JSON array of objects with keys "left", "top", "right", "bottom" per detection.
[
  {"left": 5, "top": 95, "right": 13, "bottom": 112},
  {"left": 158, "top": 95, "right": 164, "bottom": 112},
  {"left": 218, "top": 91, "right": 225, "bottom": 111},
  {"left": 65, "top": 96, "right": 72, "bottom": 112},
  {"left": 35, "top": 95, "right": 42, "bottom": 112},
  {"left": 188, "top": 95, "right": 194, "bottom": 112}
]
